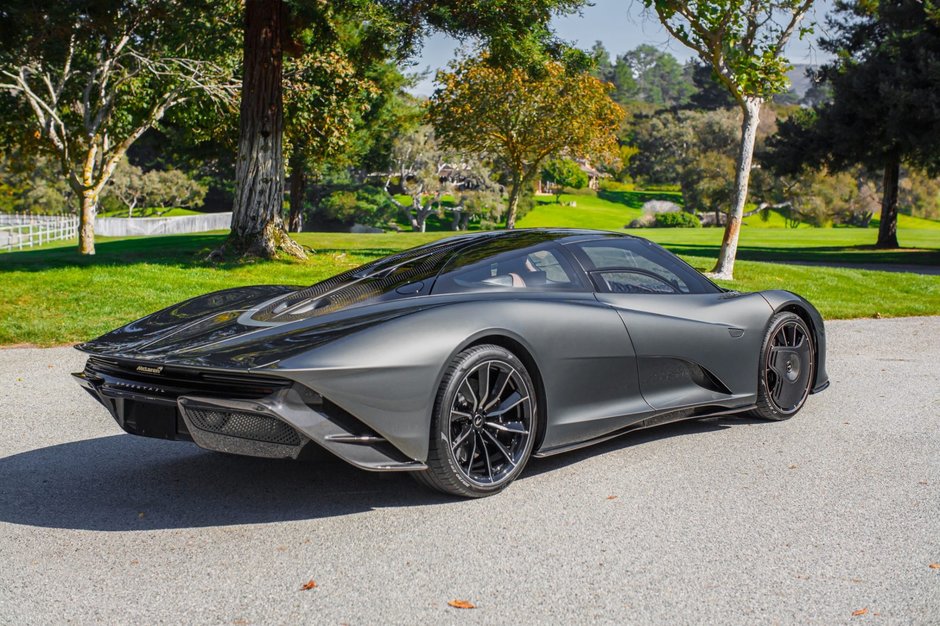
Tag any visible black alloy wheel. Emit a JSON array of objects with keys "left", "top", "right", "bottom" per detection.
[
  {"left": 751, "top": 312, "right": 815, "bottom": 420},
  {"left": 416, "top": 344, "right": 537, "bottom": 497}
]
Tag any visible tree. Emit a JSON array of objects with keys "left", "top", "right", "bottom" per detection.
[
  {"left": 385, "top": 125, "right": 447, "bottom": 232},
  {"left": 0, "top": 152, "right": 75, "bottom": 215},
  {"left": 0, "top": 1, "right": 240, "bottom": 254},
  {"left": 687, "top": 63, "right": 738, "bottom": 110},
  {"left": 226, "top": 0, "right": 588, "bottom": 257},
  {"left": 282, "top": 22, "right": 393, "bottom": 233},
  {"left": 429, "top": 55, "right": 623, "bottom": 228},
  {"left": 448, "top": 157, "right": 503, "bottom": 230},
  {"left": 766, "top": 0, "right": 940, "bottom": 248},
  {"left": 627, "top": 111, "right": 697, "bottom": 185},
  {"left": 641, "top": 0, "right": 815, "bottom": 279},
  {"left": 614, "top": 45, "right": 694, "bottom": 106},
  {"left": 588, "top": 41, "right": 614, "bottom": 82},
  {"left": 106, "top": 159, "right": 147, "bottom": 217},
  {"left": 104, "top": 159, "right": 208, "bottom": 216},
  {"left": 679, "top": 109, "right": 740, "bottom": 222},
  {"left": 542, "top": 158, "right": 588, "bottom": 203},
  {"left": 382, "top": 125, "right": 503, "bottom": 231}
]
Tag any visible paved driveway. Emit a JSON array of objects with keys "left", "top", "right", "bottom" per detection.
[{"left": 0, "top": 317, "right": 938, "bottom": 624}]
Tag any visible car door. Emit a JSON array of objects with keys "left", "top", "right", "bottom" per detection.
[{"left": 563, "top": 237, "right": 772, "bottom": 411}]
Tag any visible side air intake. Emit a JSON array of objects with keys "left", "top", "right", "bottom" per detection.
[{"left": 186, "top": 408, "right": 302, "bottom": 446}]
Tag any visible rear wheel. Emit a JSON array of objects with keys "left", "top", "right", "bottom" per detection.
[
  {"left": 414, "top": 344, "right": 537, "bottom": 498},
  {"left": 751, "top": 312, "right": 815, "bottom": 421}
]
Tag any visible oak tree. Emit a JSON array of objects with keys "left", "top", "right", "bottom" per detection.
[
  {"left": 0, "top": 1, "right": 240, "bottom": 254},
  {"left": 429, "top": 55, "right": 623, "bottom": 228}
]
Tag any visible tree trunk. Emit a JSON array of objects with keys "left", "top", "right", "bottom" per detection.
[
  {"left": 505, "top": 171, "right": 523, "bottom": 230},
  {"left": 222, "top": 0, "right": 305, "bottom": 259},
  {"left": 711, "top": 96, "right": 762, "bottom": 280},
  {"left": 78, "top": 188, "right": 97, "bottom": 255},
  {"left": 876, "top": 151, "right": 901, "bottom": 249},
  {"left": 287, "top": 150, "right": 306, "bottom": 233}
]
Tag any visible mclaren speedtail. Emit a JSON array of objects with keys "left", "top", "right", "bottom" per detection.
[{"left": 74, "top": 229, "right": 828, "bottom": 497}]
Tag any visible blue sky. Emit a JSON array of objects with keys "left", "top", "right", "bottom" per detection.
[{"left": 407, "top": 0, "right": 835, "bottom": 95}]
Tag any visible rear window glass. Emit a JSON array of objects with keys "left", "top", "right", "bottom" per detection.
[{"left": 432, "top": 242, "right": 582, "bottom": 293}]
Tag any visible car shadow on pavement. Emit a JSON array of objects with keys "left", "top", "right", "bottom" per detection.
[
  {"left": 525, "top": 414, "right": 766, "bottom": 477},
  {"left": 0, "top": 435, "right": 449, "bottom": 531},
  {"left": 0, "top": 415, "right": 766, "bottom": 531}
]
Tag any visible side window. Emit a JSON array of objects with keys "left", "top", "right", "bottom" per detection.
[
  {"left": 571, "top": 239, "right": 719, "bottom": 295},
  {"left": 596, "top": 270, "right": 680, "bottom": 294},
  {"left": 433, "top": 245, "right": 581, "bottom": 293}
]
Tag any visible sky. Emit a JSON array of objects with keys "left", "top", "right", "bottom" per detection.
[{"left": 406, "top": 0, "right": 836, "bottom": 96}]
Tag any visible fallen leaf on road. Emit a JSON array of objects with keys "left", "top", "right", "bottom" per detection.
[
  {"left": 137, "top": 512, "right": 145, "bottom": 519},
  {"left": 448, "top": 599, "right": 475, "bottom": 609},
  {"left": 606, "top": 495, "right": 618, "bottom": 500},
  {"left": 852, "top": 608, "right": 868, "bottom": 616},
  {"left": 300, "top": 580, "right": 317, "bottom": 591},
  {"left": 788, "top": 464, "right": 798, "bottom": 470},
  {"left": 929, "top": 563, "right": 940, "bottom": 570}
]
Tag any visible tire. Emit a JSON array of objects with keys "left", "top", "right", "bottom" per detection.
[
  {"left": 413, "top": 344, "right": 538, "bottom": 498},
  {"left": 750, "top": 312, "right": 815, "bottom": 421}
]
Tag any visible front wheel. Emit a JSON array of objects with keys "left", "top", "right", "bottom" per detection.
[
  {"left": 414, "top": 344, "right": 537, "bottom": 498},
  {"left": 751, "top": 312, "right": 815, "bottom": 421}
]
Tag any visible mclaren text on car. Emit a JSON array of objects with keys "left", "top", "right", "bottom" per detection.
[{"left": 73, "top": 229, "right": 829, "bottom": 497}]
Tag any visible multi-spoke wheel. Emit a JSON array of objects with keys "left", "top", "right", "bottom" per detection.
[
  {"left": 751, "top": 312, "right": 815, "bottom": 421},
  {"left": 415, "top": 344, "right": 537, "bottom": 497}
]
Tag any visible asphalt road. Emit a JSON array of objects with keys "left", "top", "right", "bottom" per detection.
[{"left": 0, "top": 317, "right": 938, "bottom": 625}]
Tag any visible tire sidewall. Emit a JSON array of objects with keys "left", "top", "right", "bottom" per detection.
[
  {"left": 431, "top": 345, "right": 537, "bottom": 496},
  {"left": 756, "top": 312, "right": 815, "bottom": 420}
]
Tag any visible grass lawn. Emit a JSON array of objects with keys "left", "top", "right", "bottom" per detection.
[
  {"left": 635, "top": 227, "right": 940, "bottom": 266},
  {"left": 2, "top": 228, "right": 938, "bottom": 346},
  {"left": 520, "top": 190, "right": 940, "bottom": 231}
]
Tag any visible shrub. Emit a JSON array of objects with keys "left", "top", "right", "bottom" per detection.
[
  {"left": 627, "top": 214, "right": 656, "bottom": 228},
  {"left": 600, "top": 180, "right": 636, "bottom": 193},
  {"left": 654, "top": 211, "right": 701, "bottom": 228},
  {"left": 319, "top": 185, "right": 396, "bottom": 228}
]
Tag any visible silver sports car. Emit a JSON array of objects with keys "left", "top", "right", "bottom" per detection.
[{"left": 74, "top": 229, "right": 828, "bottom": 497}]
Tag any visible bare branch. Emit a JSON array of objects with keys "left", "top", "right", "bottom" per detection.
[{"left": 775, "top": 0, "right": 815, "bottom": 50}]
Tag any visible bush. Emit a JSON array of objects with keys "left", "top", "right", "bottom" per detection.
[
  {"left": 600, "top": 180, "right": 636, "bottom": 193},
  {"left": 627, "top": 214, "right": 656, "bottom": 228},
  {"left": 654, "top": 211, "right": 701, "bottom": 228},
  {"left": 319, "top": 185, "right": 396, "bottom": 228}
]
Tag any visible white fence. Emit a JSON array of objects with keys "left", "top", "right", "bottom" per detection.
[
  {"left": 0, "top": 211, "right": 233, "bottom": 252},
  {"left": 0, "top": 214, "right": 79, "bottom": 252},
  {"left": 94, "top": 212, "right": 232, "bottom": 237}
]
